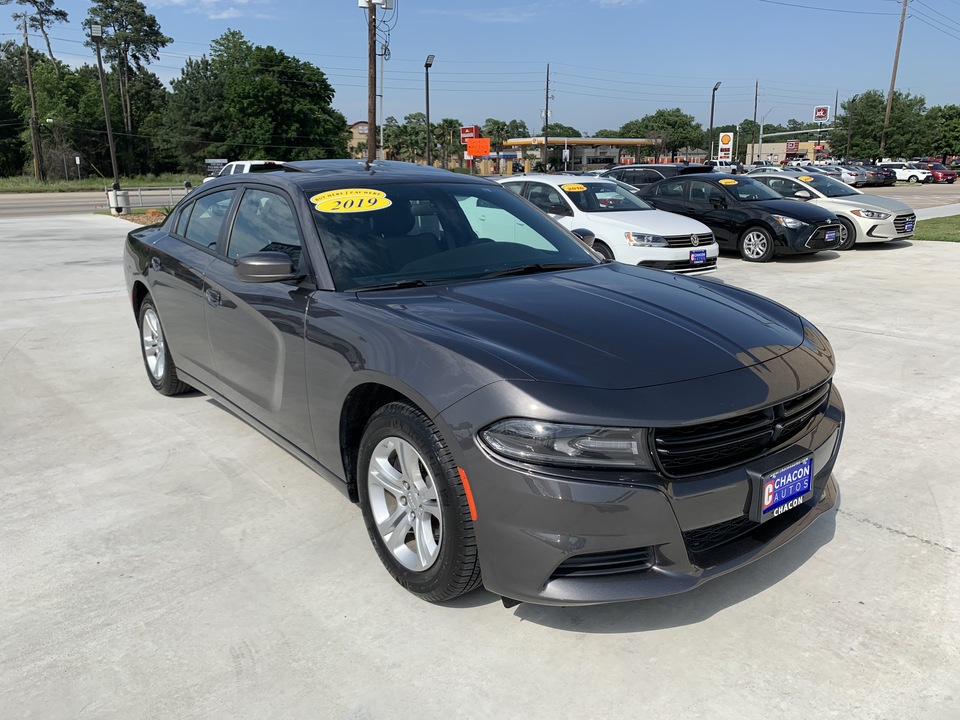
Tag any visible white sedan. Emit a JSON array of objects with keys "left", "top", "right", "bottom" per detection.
[
  {"left": 496, "top": 174, "right": 718, "bottom": 274},
  {"left": 750, "top": 172, "right": 916, "bottom": 250}
]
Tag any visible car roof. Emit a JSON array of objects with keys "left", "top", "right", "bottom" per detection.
[
  {"left": 202, "top": 159, "right": 496, "bottom": 193},
  {"left": 498, "top": 173, "right": 619, "bottom": 187}
]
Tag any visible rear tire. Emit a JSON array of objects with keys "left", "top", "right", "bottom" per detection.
[
  {"left": 837, "top": 217, "right": 857, "bottom": 251},
  {"left": 138, "top": 296, "right": 191, "bottom": 396},
  {"left": 358, "top": 401, "right": 482, "bottom": 602},
  {"left": 738, "top": 226, "right": 775, "bottom": 263}
]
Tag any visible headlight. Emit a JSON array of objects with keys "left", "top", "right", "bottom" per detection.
[
  {"left": 771, "top": 214, "right": 805, "bottom": 229},
  {"left": 480, "top": 419, "right": 656, "bottom": 469},
  {"left": 850, "top": 209, "right": 891, "bottom": 220},
  {"left": 624, "top": 232, "right": 668, "bottom": 247}
]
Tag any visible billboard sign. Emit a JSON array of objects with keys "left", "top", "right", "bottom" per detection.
[
  {"left": 466, "top": 138, "right": 491, "bottom": 157},
  {"left": 813, "top": 106, "right": 830, "bottom": 122}
]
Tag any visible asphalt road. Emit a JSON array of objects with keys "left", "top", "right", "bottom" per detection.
[{"left": 1, "top": 213, "right": 959, "bottom": 719}]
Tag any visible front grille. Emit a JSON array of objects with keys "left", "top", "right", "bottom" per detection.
[
  {"left": 653, "top": 382, "right": 831, "bottom": 478},
  {"left": 805, "top": 223, "right": 841, "bottom": 249},
  {"left": 550, "top": 547, "right": 654, "bottom": 579},
  {"left": 664, "top": 233, "right": 715, "bottom": 248},
  {"left": 894, "top": 214, "right": 916, "bottom": 234},
  {"left": 639, "top": 258, "right": 718, "bottom": 272},
  {"left": 683, "top": 515, "right": 756, "bottom": 553}
]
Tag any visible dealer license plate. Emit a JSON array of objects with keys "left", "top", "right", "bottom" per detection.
[
  {"left": 905, "top": 221, "right": 914, "bottom": 232},
  {"left": 690, "top": 249, "right": 707, "bottom": 264},
  {"left": 825, "top": 230, "right": 837, "bottom": 242},
  {"left": 759, "top": 456, "right": 814, "bottom": 522}
]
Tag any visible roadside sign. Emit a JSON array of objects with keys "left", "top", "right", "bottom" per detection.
[
  {"left": 786, "top": 140, "right": 799, "bottom": 152},
  {"left": 813, "top": 106, "right": 830, "bottom": 122},
  {"left": 466, "top": 138, "right": 490, "bottom": 157},
  {"left": 205, "top": 158, "right": 228, "bottom": 176},
  {"left": 718, "top": 132, "right": 733, "bottom": 160},
  {"left": 460, "top": 125, "right": 481, "bottom": 144}
]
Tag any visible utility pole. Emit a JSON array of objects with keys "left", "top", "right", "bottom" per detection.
[
  {"left": 90, "top": 25, "right": 119, "bottom": 190},
  {"left": 542, "top": 64, "right": 550, "bottom": 170},
  {"left": 366, "top": 0, "right": 377, "bottom": 165},
  {"left": 751, "top": 80, "right": 758, "bottom": 164},
  {"left": 880, "top": 0, "right": 908, "bottom": 155},
  {"left": 22, "top": 16, "right": 43, "bottom": 182}
]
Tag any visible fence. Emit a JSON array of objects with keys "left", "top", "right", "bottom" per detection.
[{"left": 103, "top": 184, "right": 194, "bottom": 213}]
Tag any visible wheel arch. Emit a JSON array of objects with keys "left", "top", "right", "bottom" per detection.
[{"left": 131, "top": 279, "right": 150, "bottom": 320}]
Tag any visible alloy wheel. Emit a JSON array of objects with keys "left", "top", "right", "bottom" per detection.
[
  {"left": 742, "top": 230, "right": 769, "bottom": 260},
  {"left": 141, "top": 307, "right": 166, "bottom": 381}
]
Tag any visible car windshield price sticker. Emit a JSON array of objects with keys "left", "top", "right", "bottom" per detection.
[
  {"left": 798, "top": 176, "right": 814, "bottom": 182},
  {"left": 760, "top": 457, "right": 814, "bottom": 522},
  {"left": 560, "top": 183, "right": 587, "bottom": 192},
  {"left": 310, "top": 188, "right": 392, "bottom": 213},
  {"left": 719, "top": 178, "right": 738, "bottom": 185}
]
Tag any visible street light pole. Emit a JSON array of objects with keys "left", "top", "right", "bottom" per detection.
[
  {"left": 90, "top": 24, "right": 119, "bottom": 192},
  {"left": 708, "top": 81, "right": 721, "bottom": 161},
  {"left": 424, "top": 54, "right": 435, "bottom": 166}
]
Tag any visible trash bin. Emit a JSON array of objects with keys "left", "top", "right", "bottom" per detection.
[{"left": 108, "top": 189, "right": 131, "bottom": 216}]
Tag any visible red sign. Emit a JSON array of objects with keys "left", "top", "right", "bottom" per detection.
[
  {"left": 813, "top": 106, "right": 830, "bottom": 121},
  {"left": 466, "top": 138, "right": 491, "bottom": 157},
  {"left": 786, "top": 140, "right": 799, "bottom": 152},
  {"left": 460, "top": 125, "right": 481, "bottom": 143}
]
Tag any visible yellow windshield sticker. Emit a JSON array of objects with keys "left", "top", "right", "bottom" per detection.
[
  {"left": 798, "top": 175, "right": 815, "bottom": 182},
  {"left": 561, "top": 183, "right": 587, "bottom": 192},
  {"left": 310, "top": 188, "right": 392, "bottom": 213},
  {"left": 719, "top": 178, "right": 738, "bottom": 186}
]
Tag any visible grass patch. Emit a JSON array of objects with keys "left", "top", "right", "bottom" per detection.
[
  {"left": 914, "top": 216, "right": 960, "bottom": 242},
  {"left": 0, "top": 173, "right": 204, "bottom": 193}
]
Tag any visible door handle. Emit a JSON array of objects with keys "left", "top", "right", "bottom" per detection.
[
  {"left": 205, "top": 288, "right": 221, "bottom": 306},
  {"left": 150, "top": 257, "right": 162, "bottom": 272}
]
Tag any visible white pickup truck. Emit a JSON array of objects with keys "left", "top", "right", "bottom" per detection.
[{"left": 202, "top": 160, "right": 285, "bottom": 183}]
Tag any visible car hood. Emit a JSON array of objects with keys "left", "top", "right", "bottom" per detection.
[
  {"left": 749, "top": 198, "right": 838, "bottom": 221},
  {"left": 579, "top": 209, "right": 711, "bottom": 236},
  {"left": 358, "top": 264, "right": 805, "bottom": 389},
  {"left": 819, "top": 194, "right": 914, "bottom": 214}
]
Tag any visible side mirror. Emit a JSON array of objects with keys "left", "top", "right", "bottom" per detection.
[
  {"left": 235, "top": 251, "right": 299, "bottom": 283},
  {"left": 546, "top": 203, "right": 573, "bottom": 217},
  {"left": 571, "top": 228, "right": 595, "bottom": 247},
  {"left": 710, "top": 196, "right": 726, "bottom": 209},
  {"left": 794, "top": 190, "right": 813, "bottom": 199}
]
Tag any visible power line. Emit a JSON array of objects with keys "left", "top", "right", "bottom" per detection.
[{"left": 757, "top": 0, "right": 899, "bottom": 14}]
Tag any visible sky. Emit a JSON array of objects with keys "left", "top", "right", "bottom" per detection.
[{"left": 7, "top": 0, "right": 960, "bottom": 136}]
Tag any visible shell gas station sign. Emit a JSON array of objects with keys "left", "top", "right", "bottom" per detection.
[{"left": 718, "top": 132, "right": 733, "bottom": 160}]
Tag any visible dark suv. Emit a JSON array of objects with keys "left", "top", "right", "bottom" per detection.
[{"left": 601, "top": 163, "right": 711, "bottom": 188}]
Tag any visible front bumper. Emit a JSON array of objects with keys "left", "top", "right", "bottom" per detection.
[
  {"left": 857, "top": 211, "right": 917, "bottom": 243},
  {"left": 620, "top": 242, "right": 719, "bottom": 275},
  {"left": 777, "top": 220, "right": 842, "bottom": 254},
  {"left": 444, "top": 381, "right": 844, "bottom": 605}
]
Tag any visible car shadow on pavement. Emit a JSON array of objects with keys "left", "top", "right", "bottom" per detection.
[
  {"left": 511, "top": 502, "right": 838, "bottom": 633},
  {"left": 853, "top": 240, "right": 913, "bottom": 251}
]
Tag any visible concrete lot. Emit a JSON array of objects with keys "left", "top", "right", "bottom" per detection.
[{"left": 1, "top": 213, "right": 959, "bottom": 719}]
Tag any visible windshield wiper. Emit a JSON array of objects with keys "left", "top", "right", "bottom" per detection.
[
  {"left": 481, "top": 262, "right": 595, "bottom": 279},
  {"left": 354, "top": 278, "right": 433, "bottom": 292}
]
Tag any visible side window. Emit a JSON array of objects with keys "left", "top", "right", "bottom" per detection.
[
  {"left": 655, "top": 180, "right": 685, "bottom": 199},
  {"left": 688, "top": 180, "right": 712, "bottom": 202},
  {"left": 227, "top": 188, "right": 301, "bottom": 263},
  {"left": 501, "top": 182, "right": 524, "bottom": 196},
  {"left": 524, "top": 182, "right": 565, "bottom": 213},
  {"left": 182, "top": 189, "right": 236, "bottom": 249}
]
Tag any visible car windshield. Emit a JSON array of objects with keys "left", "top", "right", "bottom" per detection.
[
  {"left": 601, "top": 180, "right": 655, "bottom": 210},
  {"left": 719, "top": 177, "right": 783, "bottom": 201},
  {"left": 926, "top": 162, "right": 948, "bottom": 170},
  {"left": 309, "top": 182, "right": 598, "bottom": 291},
  {"left": 560, "top": 181, "right": 653, "bottom": 213},
  {"left": 792, "top": 173, "right": 858, "bottom": 197}
]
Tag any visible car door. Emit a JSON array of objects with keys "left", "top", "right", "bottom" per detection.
[
  {"left": 683, "top": 179, "right": 743, "bottom": 247},
  {"left": 522, "top": 181, "right": 576, "bottom": 231},
  {"left": 201, "top": 185, "right": 316, "bottom": 453},
  {"left": 148, "top": 188, "right": 236, "bottom": 388}
]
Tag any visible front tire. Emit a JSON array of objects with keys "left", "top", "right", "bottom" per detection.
[
  {"left": 738, "top": 226, "right": 775, "bottom": 262},
  {"left": 593, "top": 240, "right": 615, "bottom": 261},
  {"left": 358, "top": 401, "right": 482, "bottom": 602},
  {"left": 138, "top": 296, "right": 191, "bottom": 396},
  {"left": 837, "top": 217, "right": 857, "bottom": 251},
  {"left": 908, "top": 175, "right": 919, "bottom": 183}
]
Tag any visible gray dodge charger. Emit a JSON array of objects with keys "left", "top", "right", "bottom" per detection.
[{"left": 123, "top": 160, "right": 844, "bottom": 606}]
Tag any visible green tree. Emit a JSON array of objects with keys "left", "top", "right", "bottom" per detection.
[
  {"left": 482, "top": 118, "right": 508, "bottom": 154},
  {"left": 85, "top": 0, "right": 171, "bottom": 172},
  {"left": 926, "top": 104, "right": 960, "bottom": 161},
  {"left": 545, "top": 122, "right": 581, "bottom": 138},
  {"left": 505, "top": 119, "right": 529, "bottom": 138},
  {"left": 435, "top": 117, "right": 462, "bottom": 168},
  {"left": 620, "top": 108, "right": 703, "bottom": 161},
  {"left": 593, "top": 128, "right": 620, "bottom": 138},
  {"left": 0, "top": 41, "right": 29, "bottom": 175},
  {"left": 1, "top": 0, "right": 69, "bottom": 77},
  {"left": 829, "top": 90, "right": 929, "bottom": 161}
]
